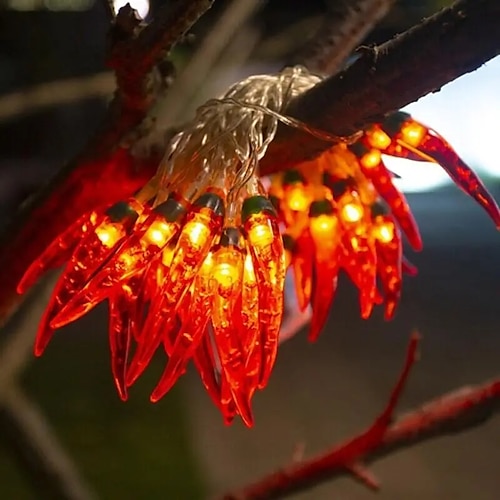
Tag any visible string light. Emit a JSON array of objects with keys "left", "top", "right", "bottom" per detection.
[{"left": 17, "top": 67, "right": 500, "bottom": 427}]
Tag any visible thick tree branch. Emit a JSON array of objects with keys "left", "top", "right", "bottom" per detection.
[
  {"left": 260, "top": 0, "right": 500, "bottom": 174},
  {"left": 108, "top": 0, "right": 214, "bottom": 109},
  {"left": 223, "top": 337, "right": 500, "bottom": 499},
  {"left": 291, "top": 0, "right": 398, "bottom": 75}
]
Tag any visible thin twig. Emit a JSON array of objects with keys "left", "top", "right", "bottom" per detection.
[
  {"left": 102, "top": 0, "right": 115, "bottom": 19},
  {"left": 260, "top": 0, "right": 500, "bottom": 174},
  {"left": 291, "top": 0, "right": 398, "bottom": 75},
  {"left": 0, "top": 72, "right": 114, "bottom": 123},
  {"left": 0, "top": 385, "right": 97, "bottom": 500},
  {"left": 0, "top": 274, "right": 59, "bottom": 391},
  {"left": 158, "top": 0, "right": 264, "bottom": 124},
  {"left": 223, "top": 342, "right": 500, "bottom": 499}
]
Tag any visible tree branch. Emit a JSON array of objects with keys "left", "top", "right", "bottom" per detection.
[
  {"left": 0, "top": 385, "right": 97, "bottom": 500},
  {"left": 222, "top": 337, "right": 500, "bottom": 500},
  {"left": 260, "top": 0, "right": 500, "bottom": 174},
  {"left": 291, "top": 0, "right": 398, "bottom": 75},
  {"left": 0, "top": 1, "right": 214, "bottom": 327},
  {"left": 158, "top": 0, "right": 264, "bottom": 124},
  {"left": 0, "top": 72, "right": 114, "bottom": 123}
]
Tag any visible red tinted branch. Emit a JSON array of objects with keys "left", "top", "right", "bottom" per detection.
[
  {"left": 261, "top": 0, "right": 500, "bottom": 174},
  {"left": 223, "top": 341, "right": 500, "bottom": 499},
  {"left": 0, "top": 1, "right": 214, "bottom": 326},
  {"left": 291, "top": 0, "right": 398, "bottom": 75}
]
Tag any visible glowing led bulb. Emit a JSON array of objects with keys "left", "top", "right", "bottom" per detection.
[
  {"left": 247, "top": 221, "right": 274, "bottom": 247},
  {"left": 282, "top": 170, "right": 312, "bottom": 213},
  {"left": 310, "top": 214, "right": 336, "bottom": 236},
  {"left": 340, "top": 202, "right": 364, "bottom": 223},
  {"left": 185, "top": 220, "right": 211, "bottom": 248},
  {"left": 373, "top": 220, "right": 394, "bottom": 243},
  {"left": 143, "top": 220, "right": 173, "bottom": 246},
  {"left": 366, "top": 126, "right": 391, "bottom": 150},
  {"left": 95, "top": 223, "right": 124, "bottom": 247},
  {"left": 401, "top": 121, "right": 426, "bottom": 147},
  {"left": 286, "top": 186, "right": 310, "bottom": 212},
  {"left": 360, "top": 149, "right": 382, "bottom": 169}
]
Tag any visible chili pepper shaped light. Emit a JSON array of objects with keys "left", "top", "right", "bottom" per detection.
[
  {"left": 381, "top": 111, "right": 500, "bottom": 228},
  {"left": 150, "top": 252, "right": 214, "bottom": 402},
  {"left": 16, "top": 210, "right": 99, "bottom": 294},
  {"left": 108, "top": 274, "right": 145, "bottom": 401},
  {"left": 127, "top": 191, "right": 225, "bottom": 386},
  {"left": 31, "top": 199, "right": 143, "bottom": 356},
  {"left": 51, "top": 194, "right": 187, "bottom": 329},
  {"left": 308, "top": 199, "right": 341, "bottom": 342},
  {"left": 210, "top": 230, "right": 254, "bottom": 425},
  {"left": 350, "top": 142, "right": 422, "bottom": 251},
  {"left": 242, "top": 194, "right": 286, "bottom": 388},
  {"left": 371, "top": 210, "right": 403, "bottom": 320}
]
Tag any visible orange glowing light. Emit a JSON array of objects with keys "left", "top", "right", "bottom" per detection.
[
  {"left": 95, "top": 223, "right": 124, "bottom": 248},
  {"left": 247, "top": 220, "right": 274, "bottom": 247},
  {"left": 360, "top": 149, "right": 382, "bottom": 169},
  {"left": 340, "top": 203, "right": 364, "bottom": 223},
  {"left": 310, "top": 214, "right": 337, "bottom": 236},
  {"left": 143, "top": 220, "right": 175, "bottom": 247},
  {"left": 186, "top": 220, "right": 211, "bottom": 248},
  {"left": 286, "top": 186, "right": 311, "bottom": 212},
  {"left": 366, "top": 127, "right": 391, "bottom": 150},
  {"left": 213, "top": 254, "right": 241, "bottom": 291},
  {"left": 401, "top": 121, "right": 426, "bottom": 147},
  {"left": 373, "top": 221, "right": 394, "bottom": 243}
]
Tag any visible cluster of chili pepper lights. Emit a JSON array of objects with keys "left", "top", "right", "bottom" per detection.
[
  {"left": 268, "top": 110, "right": 500, "bottom": 341},
  {"left": 17, "top": 67, "right": 321, "bottom": 426},
  {"left": 17, "top": 67, "right": 500, "bottom": 427}
]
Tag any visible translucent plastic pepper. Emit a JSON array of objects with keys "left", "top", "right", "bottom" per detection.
[
  {"left": 242, "top": 195, "right": 285, "bottom": 389},
  {"left": 372, "top": 212, "right": 403, "bottom": 320},
  {"left": 33, "top": 199, "right": 143, "bottom": 356},
  {"left": 51, "top": 195, "right": 186, "bottom": 329},
  {"left": 127, "top": 192, "right": 225, "bottom": 386},
  {"left": 340, "top": 230, "right": 378, "bottom": 320},
  {"left": 150, "top": 252, "right": 214, "bottom": 402},
  {"left": 351, "top": 142, "right": 422, "bottom": 251},
  {"left": 382, "top": 111, "right": 500, "bottom": 228},
  {"left": 17, "top": 210, "right": 100, "bottom": 294},
  {"left": 210, "top": 229, "right": 253, "bottom": 425},
  {"left": 308, "top": 199, "right": 341, "bottom": 341},
  {"left": 239, "top": 251, "right": 261, "bottom": 395},
  {"left": 108, "top": 274, "right": 144, "bottom": 401},
  {"left": 291, "top": 230, "right": 314, "bottom": 312}
]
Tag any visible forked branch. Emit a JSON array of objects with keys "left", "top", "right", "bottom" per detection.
[
  {"left": 223, "top": 335, "right": 500, "bottom": 500},
  {"left": 291, "top": 0, "right": 398, "bottom": 75}
]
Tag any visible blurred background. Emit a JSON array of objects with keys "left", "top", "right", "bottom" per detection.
[{"left": 0, "top": 0, "right": 499, "bottom": 498}]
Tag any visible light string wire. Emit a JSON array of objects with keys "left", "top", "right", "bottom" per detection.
[{"left": 139, "top": 66, "right": 362, "bottom": 207}]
